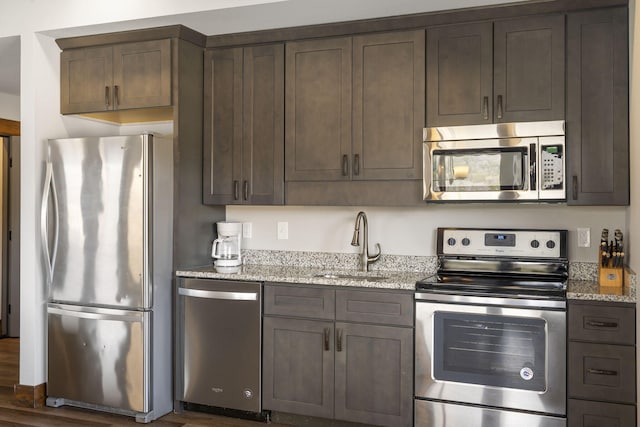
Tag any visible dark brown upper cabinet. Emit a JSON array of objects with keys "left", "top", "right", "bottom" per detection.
[
  {"left": 203, "top": 44, "right": 284, "bottom": 205},
  {"left": 285, "top": 29, "right": 424, "bottom": 182},
  {"left": 427, "top": 15, "right": 565, "bottom": 126},
  {"left": 60, "top": 39, "right": 172, "bottom": 114},
  {"left": 566, "top": 7, "right": 629, "bottom": 206}
]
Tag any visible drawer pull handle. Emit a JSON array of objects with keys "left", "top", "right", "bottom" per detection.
[
  {"left": 587, "top": 368, "right": 618, "bottom": 376},
  {"left": 586, "top": 320, "right": 618, "bottom": 328},
  {"left": 323, "top": 328, "right": 330, "bottom": 351}
]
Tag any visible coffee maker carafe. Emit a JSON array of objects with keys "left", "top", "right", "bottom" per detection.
[{"left": 212, "top": 222, "right": 242, "bottom": 267}]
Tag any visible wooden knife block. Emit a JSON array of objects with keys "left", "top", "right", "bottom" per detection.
[{"left": 598, "top": 252, "right": 623, "bottom": 288}]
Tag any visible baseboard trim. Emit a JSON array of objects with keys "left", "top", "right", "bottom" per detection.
[{"left": 14, "top": 383, "right": 46, "bottom": 408}]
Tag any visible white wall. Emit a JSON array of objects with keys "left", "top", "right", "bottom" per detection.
[
  {"left": 227, "top": 205, "right": 626, "bottom": 262},
  {"left": 0, "top": 93, "right": 19, "bottom": 121}
]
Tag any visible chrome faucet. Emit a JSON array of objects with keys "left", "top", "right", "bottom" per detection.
[{"left": 350, "top": 211, "right": 381, "bottom": 272}]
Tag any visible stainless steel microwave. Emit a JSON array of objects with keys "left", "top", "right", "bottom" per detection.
[{"left": 423, "top": 121, "right": 565, "bottom": 202}]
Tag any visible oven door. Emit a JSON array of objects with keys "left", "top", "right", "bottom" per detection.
[
  {"left": 415, "top": 294, "right": 566, "bottom": 416},
  {"left": 423, "top": 138, "right": 537, "bottom": 201}
]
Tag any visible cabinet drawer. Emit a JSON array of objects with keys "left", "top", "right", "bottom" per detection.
[
  {"left": 569, "top": 301, "right": 635, "bottom": 345},
  {"left": 568, "top": 399, "right": 636, "bottom": 427},
  {"left": 264, "top": 284, "right": 335, "bottom": 319},
  {"left": 336, "top": 289, "right": 413, "bottom": 326},
  {"left": 568, "top": 342, "right": 636, "bottom": 404}
]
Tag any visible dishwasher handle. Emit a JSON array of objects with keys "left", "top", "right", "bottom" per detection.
[{"left": 178, "top": 287, "right": 258, "bottom": 301}]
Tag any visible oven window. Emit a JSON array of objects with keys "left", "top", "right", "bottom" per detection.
[
  {"left": 433, "top": 311, "right": 546, "bottom": 392},
  {"left": 431, "top": 147, "right": 526, "bottom": 192}
]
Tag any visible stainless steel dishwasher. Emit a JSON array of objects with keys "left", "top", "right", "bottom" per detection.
[{"left": 177, "top": 278, "right": 262, "bottom": 414}]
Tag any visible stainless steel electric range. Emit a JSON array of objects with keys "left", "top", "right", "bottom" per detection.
[{"left": 415, "top": 227, "right": 568, "bottom": 427}]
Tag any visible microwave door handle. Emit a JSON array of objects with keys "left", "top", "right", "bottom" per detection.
[{"left": 529, "top": 143, "right": 536, "bottom": 191}]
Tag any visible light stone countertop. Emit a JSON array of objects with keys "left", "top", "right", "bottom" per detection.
[
  {"left": 567, "top": 279, "right": 636, "bottom": 303},
  {"left": 175, "top": 264, "right": 426, "bottom": 291},
  {"left": 176, "top": 251, "right": 636, "bottom": 303}
]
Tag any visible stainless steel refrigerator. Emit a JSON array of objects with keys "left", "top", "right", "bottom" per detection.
[{"left": 41, "top": 134, "right": 173, "bottom": 423}]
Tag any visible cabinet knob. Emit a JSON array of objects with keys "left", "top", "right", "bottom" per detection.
[
  {"left": 243, "top": 181, "right": 249, "bottom": 201},
  {"left": 342, "top": 155, "right": 349, "bottom": 177},
  {"left": 353, "top": 154, "right": 360, "bottom": 176},
  {"left": 233, "top": 180, "right": 239, "bottom": 200},
  {"left": 114, "top": 85, "right": 120, "bottom": 107},
  {"left": 496, "top": 95, "right": 503, "bottom": 119},
  {"left": 105, "top": 86, "right": 110, "bottom": 108}
]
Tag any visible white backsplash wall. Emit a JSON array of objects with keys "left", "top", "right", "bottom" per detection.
[{"left": 226, "top": 205, "right": 627, "bottom": 262}]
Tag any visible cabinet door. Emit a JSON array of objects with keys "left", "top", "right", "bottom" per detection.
[
  {"left": 568, "top": 399, "right": 636, "bottom": 427},
  {"left": 285, "top": 37, "right": 352, "bottom": 181},
  {"left": 493, "top": 15, "right": 565, "bottom": 122},
  {"left": 426, "top": 22, "right": 493, "bottom": 126},
  {"left": 353, "top": 30, "right": 424, "bottom": 180},
  {"left": 334, "top": 322, "right": 413, "bottom": 426},
  {"left": 60, "top": 45, "right": 113, "bottom": 114},
  {"left": 112, "top": 39, "right": 172, "bottom": 110},
  {"left": 262, "top": 317, "right": 334, "bottom": 418},
  {"left": 242, "top": 44, "right": 285, "bottom": 204},
  {"left": 568, "top": 342, "right": 636, "bottom": 404},
  {"left": 566, "top": 8, "right": 629, "bottom": 205},
  {"left": 203, "top": 48, "right": 243, "bottom": 205},
  {"left": 568, "top": 300, "right": 635, "bottom": 345}
]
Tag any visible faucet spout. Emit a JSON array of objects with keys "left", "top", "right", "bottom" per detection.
[{"left": 350, "top": 211, "right": 381, "bottom": 272}]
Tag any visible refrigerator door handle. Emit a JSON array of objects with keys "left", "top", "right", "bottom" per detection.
[
  {"left": 40, "top": 161, "right": 59, "bottom": 286},
  {"left": 48, "top": 306, "right": 144, "bottom": 323},
  {"left": 178, "top": 287, "right": 258, "bottom": 301}
]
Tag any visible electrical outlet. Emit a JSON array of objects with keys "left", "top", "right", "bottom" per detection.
[
  {"left": 577, "top": 227, "right": 590, "bottom": 248},
  {"left": 277, "top": 222, "right": 288, "bottom": 240},
  {"left": 243, "top": 222, "right": 252, "bottom": 239}
]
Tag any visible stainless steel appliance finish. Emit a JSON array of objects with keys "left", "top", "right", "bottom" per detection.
[
  {"left": 415, "top": 227, "right": 568, "bottom": 427},
  {"left": 177, "top": 278, "right": 262, "bottom": 413},
  {"left": 42, "top": 134, "right": 173, "bottom": 423},
  {"left": 415, "top": 400, "right": 567, "bottom": 427},
  {"left": 423, "top": 120, "right": 565, "bottom": 202}
]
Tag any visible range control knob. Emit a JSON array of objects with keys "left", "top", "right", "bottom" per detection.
[
  {"left": 447, "top": 237, "right": 456, "bottom": 246},
  {"left": 462, "top": 238, "right": 471, "bottom": 246},
  {"left": 546, "top": 240, "right": 556, "bottom": 249},
  {"left": 530, "top": 240, "right": 540, "bottom": 249}
]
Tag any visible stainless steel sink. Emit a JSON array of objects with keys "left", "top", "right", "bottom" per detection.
[{"left": 312, "top": 273, "right": 389, "bottom": 282}]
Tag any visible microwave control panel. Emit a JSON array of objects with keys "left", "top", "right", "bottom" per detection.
[{"left": 541, "top": 144, "right": 564, "bottom": 190}]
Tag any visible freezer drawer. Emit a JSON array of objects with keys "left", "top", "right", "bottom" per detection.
[
  {"left": 47, "top": 303, "right": 150, "bottom": 413},
  {"left": 178, "top": 279, "right": 262, "bottom": 413}
]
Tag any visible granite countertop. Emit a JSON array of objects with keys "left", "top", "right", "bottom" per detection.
[
  {"left": 175, "top": 264, "right": 426, "bottom": 291},
  {"left": 567, "top": 279, "right": 636, "bottom": 303},
  {"left": 177, "top": 255, "right": 637, "bottom": 304}
]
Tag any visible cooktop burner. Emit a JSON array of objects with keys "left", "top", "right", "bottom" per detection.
[{"left": 418, "top": 227, "right": 569, "bottom": 300}]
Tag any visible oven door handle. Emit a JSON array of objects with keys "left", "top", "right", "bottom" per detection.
[{"left": 415, "top": 292, "right": 566, "bottom": 309}]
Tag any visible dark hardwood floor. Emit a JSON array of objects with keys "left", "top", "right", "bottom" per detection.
[{"left": 0, "top": 338, "right": 290, "bottom": 426}]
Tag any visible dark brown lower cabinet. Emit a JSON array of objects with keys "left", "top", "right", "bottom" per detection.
[
  {"left": 262, "top": 317, "right": 334, "bottom": 419},
  {"left": 262, "top": 284, "right": 414, "bottom": 427},
  {"left": 568, "top": 399, "right": 636, "bottom": 427},
  {"left": 334, "top": 322, "right": 413, "bottom": 426},
  {"left": 568, "top": 300, "right": 636, "bottom": 427}
]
